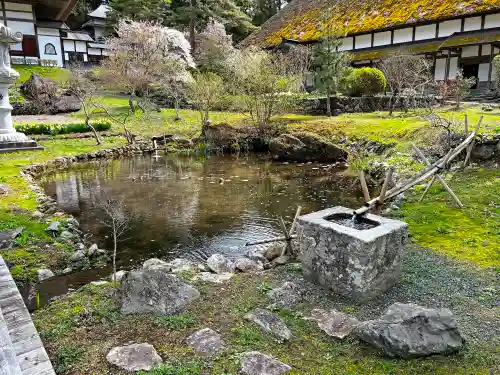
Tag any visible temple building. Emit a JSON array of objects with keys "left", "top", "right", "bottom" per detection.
[
  {"left": 3, "top": 0, "right": 109, "bottom": 67},
  {"left": 241, "top": 0, "right": 500, "bottom": 90}
]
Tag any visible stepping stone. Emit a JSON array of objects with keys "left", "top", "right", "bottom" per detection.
[
  {"left": 206, "top": 253, "right": 235, "bottom": 274},
  {"left": 309, "top": 309, "right": 360, "bottom": 339},
  {"left": 235, "top": 257, "right": 264, "bottom": 272},
  {"left": 186, "top": 328, "right": 225, "bottom": 356},
  {"left": 194, "top": 272, "right": 233, "bottom": 283},
  {"left": 267, "top": 282, "right": 302, "bottom": 309},
  {"left": 240, "top": 351, "right": 292, "bottom": 375},
  {"left": 106, "top": 343, "right": 162, "bottom": 371},
  {"left": 244, "top": 308, "right": 292, "bottom": 341}
]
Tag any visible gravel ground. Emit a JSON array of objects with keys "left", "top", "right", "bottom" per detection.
[{"left": 272, "top": 244, "right": 499, "bottom": 344}]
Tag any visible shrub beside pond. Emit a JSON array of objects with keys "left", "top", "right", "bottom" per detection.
[{"left": 15, "top": 119, "right": 112, "bottom": 136}]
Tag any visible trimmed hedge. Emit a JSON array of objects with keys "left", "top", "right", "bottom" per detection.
[
  {"left": 343, "top": 67, "right": 387, "bottom": 97},
  {"left": 15, "top": 119, "right": 112, "bottom": 136}
]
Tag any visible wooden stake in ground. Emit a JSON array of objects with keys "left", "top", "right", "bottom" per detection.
[
  {"left": 245, "top": 206, "right": 302, "bottom": 257},
  {"left": 412, "top": 145, "right": 464, "bottom": 207},
  {"left": 359, "top": 171, "right": 371, "bottom": 203},
  {"left": 463, "top": 116, "right": 483, "bottom": 168}
]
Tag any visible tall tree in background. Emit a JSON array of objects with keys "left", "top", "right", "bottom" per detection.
[
  {"left": 312, "top": 34, "right": 351, "bottom": 116},
  {"left": 167, "top": 0, "right": 254, "bottom": 47},
  {"left": 107, "top": 0, "right": 171, "bottom": 30},
  {"left": 107, "top": 0, "right": 254, "bottom": 45}
]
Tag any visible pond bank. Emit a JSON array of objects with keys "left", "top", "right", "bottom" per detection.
[{"left": 32, "top": 245, "right": 499, "bottom": 374}]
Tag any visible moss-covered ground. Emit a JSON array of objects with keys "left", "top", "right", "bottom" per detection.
[{"left": 32, "top": 246, "right": 499, "bottom": 375}]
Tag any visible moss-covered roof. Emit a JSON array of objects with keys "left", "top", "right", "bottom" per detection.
[{"left": 241, "top": 0, "right": 500, "bottom": 48}]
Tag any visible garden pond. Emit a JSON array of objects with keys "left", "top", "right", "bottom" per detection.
[{"left": 35, "top": 153, "right": 365, "bottom": 305}]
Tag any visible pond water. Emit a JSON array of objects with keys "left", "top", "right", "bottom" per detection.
[{"left": 37, "top": 153, "right": 365, "bottom": 304}]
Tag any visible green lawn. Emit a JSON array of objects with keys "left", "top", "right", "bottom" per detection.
[{"left": 14, "top": 64, "right": 70, "bottom": 84}]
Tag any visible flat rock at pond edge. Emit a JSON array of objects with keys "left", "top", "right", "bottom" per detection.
[
  {"left": 106, "top": 343, "right": 162, "bottom": 371},
  {"left": 119, "top": 267, "right": 200, "bottom": 315},
  {"left": 244, "top": 308, "right": 292, "bottom": 341},
  {"left": 37, "top": 268, "right": 54, "bottom": 282},
  {"left": 235, "top": 257, "right": 264, "bottom": 272},
  {"left": 267, "top": 282, "right": 302, "bottom": 309},
  {"left": 240, "top": 351, "right": 292, "bottom": 375},
  {"left": 0, "top": 227, "right": 23, "bottom": 250},
  {"left": 356, "top": 303, "right": 464, "bottom": 358},
  {"left": 193, "top": 272, "right": 234, "bottom": 283},
  {"left": 269, "top": 132, "right": 347, "bottom": 162},
  {"left": 206, "top": 253, "right": 235, "bottom": 274},
  {"left": 186, "top": 328, "right": 225, "bottom": 356},
  {"left": 309, "top": 309, "right": 360, "bottom": 339}
]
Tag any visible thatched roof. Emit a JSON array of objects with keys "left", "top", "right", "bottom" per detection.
[{"left": 240, "top": 0, "right": 500, "bottom": 48}]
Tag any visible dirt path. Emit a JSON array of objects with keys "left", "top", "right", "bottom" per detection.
[{"left": 13, "top": 114, "right": 77, "bottom": 124}]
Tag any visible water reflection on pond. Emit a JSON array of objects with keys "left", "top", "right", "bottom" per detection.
[{"left": 40, "top": 153, "right": 364, "bottom": 295}]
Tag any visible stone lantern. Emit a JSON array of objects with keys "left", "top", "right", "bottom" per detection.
[{"left": 0, "top": 23, "right": 41, "bottom": 152}]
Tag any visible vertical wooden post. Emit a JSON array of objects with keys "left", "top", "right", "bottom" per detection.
[{"left": 359, "top": 171, "right": 371, "bottom": 203}]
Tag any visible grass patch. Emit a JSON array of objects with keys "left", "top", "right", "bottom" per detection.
[
  {"left": 153, "top": 314, "right": 197, "bottom": 330},
  {"left": 137, "top": 360, "right": 204, "bottom": 375},
  {"left": 397, "top": 168, "right": 500, "bottom": 268},
  {"left": 53, "top": 343, "right": 85, "bottom": 374},
  {"left": 14, "top": 64, "right": 69, "bottom": 84}
]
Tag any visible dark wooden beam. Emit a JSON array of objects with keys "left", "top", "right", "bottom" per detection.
[{"left": 55, "top": 0, "right": 78, "bottom": 21}]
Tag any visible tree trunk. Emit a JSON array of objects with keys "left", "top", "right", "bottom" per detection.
[
  {"left": 128, "top": 94, "right": 135, "bottom": 113},
  {"left": 174, "top": 99, "right": 181, "bottom": 121},
  {"left": 326, "top": 89, "right": 332, "bottom": 117},
  {"left": 82, "top": 102, "right": 102, "bottom": 145},
  {"left": 389, "top": 93, "right": 396, "bottom": 116},
  {"left": 189, "top": 0, "right": 196, "bottom": 51},
  {"left": 112, "top": 221, "right": 117, "bottom": 284}
]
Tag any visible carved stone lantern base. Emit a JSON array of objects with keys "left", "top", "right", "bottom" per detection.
[{"left": 0, "top": 24, "right": 43, "bottom": 153}]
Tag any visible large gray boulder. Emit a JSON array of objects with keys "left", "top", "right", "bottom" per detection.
[
  {"left": 119, "top": 268, "right": 200, "bottom": 315},
  {"left": 244, "top": 309, "right": 292, "bottom": 341},
  {"left": 269, "top": 132, "right": 347, "bottom": 162},
  {"left": 309, "top": 309, "right": 360, "bottom": 339},
  {"left": 106, "top": 343, "right": 162, "bottom": 371},
  {"left": 206, "top": 253, "right": 235, "bottom": 274},
  {"left": 37, "top": 268, "right": 54, "bottom": 282},
  {"left": 356, "top": 303, "right": 464, "bottom": 358},
  {"left": 235, "top": 257, "right": 264, "bottom": 273},
  {"left": 52, "top": 92, "right": 81, "bottom": 114},
  {"left": 240, "top": 352, "right": 292, "bottom": 375},
  {"left": 186, "top": 328, "right": 225, "bottom": 356}
]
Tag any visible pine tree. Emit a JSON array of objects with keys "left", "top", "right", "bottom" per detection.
[{"left": 312, "top": 34, "right": 351, "bottom": 116}]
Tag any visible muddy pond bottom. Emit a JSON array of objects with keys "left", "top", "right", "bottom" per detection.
[{"left": 38, "top": 153, "right": 364, "bottom": 301}]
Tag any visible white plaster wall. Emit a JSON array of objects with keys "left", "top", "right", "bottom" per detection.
[
  {"left": 5, "top": 10, "right": 33, "bottom": 20},
  {"left": 438, "top": 19, "right": 461, "bottom": 37},
  {"left": 10, "top": 43, "right": 22, "bottom": 51},
  {"left": 449, "top": 57, "right": 458, "bottom": 78},
  {"left": 64, "top": 52, "right": 69, "bottom": 61},
  {"left": 434, "top": 58, "right": 446, "bottom": 81},
  {"left": 373, "top": 31, "right": 391, "bottom": 46},
  {"left": 485, "top": 14, "right": 500, "bottom": 29},
  {"left": 94, "top": 28, "right": 105, "bottom": 40},
  {"left": 4, "top": 2, "right": 32, "bottom": 11},
  {"left": 38, "top": 35, "right": 63, "bottom": 67},
  {"left": 415, "top": 24, "right": 436, "bottom": 41},
  {"left": 478, "top": 63, "right": 490, "bottom": 81},
  {"left": 355, "top": 34, "right": 372, "bottom": 49},
  {"left": 83, "top": 54, "right": 88, "bottom": 62},
  {"left": 393, "top": 28, "right": 412, "bottom": 44},
  {"left": 37, "top": 28, "right": 60, "bottom": 36},
  {"left": 6, "top": 20, "right": 34, "bottom": 35},
  {"left": 339, "top": 37, "right": 353, "bottom": 51},
  {"left": 464, "top": 16, "right": 482, "bottom": 31},
  {"left": 462, "top": 45, "right": 479, "bottom": 57},
  {"left": 75, "top": 41, "right": 87, "bottom": 53},
  {"left": 482, "top": 44, "right": 491, "bottom": 56},
  {"left": 63, "top": 40, "right": 75, "bottom": 52},
  {"left": 87, "top": 48, "right": 101, "bottom": 55}
]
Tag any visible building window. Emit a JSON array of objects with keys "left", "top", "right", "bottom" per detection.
[{"left": 44, "top": 43, "right": 57, "bottom": 55}]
